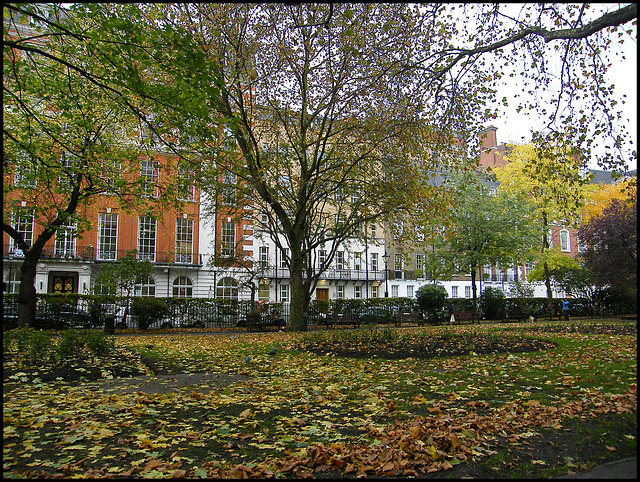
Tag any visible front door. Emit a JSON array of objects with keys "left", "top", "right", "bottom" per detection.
[
  {"left": 52, "top": 276, "right": 75, "bottom": 294},
  {"left": 315, "top": 288, "right": 329, "bottom": 313}
]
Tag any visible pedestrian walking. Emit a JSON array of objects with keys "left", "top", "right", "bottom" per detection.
[
  {"left": 562, "top": 298, "right": 570, "bottom": 321},
  {"left": 448, "top": 301, "right": 456, "bottom": 324}
]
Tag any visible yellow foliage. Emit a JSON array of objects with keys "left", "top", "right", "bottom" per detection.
[{"left": 580, "top": 178, "right": 636, "bottom": 223}]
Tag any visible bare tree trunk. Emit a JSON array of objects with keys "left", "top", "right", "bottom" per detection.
[
  {"left": 288, "top": 246, "right": 308, "bottom": 331},
  {"left": 16, "top": 251, "right": 40, "bottom": 328}
]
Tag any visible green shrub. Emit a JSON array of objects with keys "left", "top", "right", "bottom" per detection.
[
  {"left": 4, "top": 327, "right": 56, "bottom": 364},
  {"left": 415, "top": 283, "right": 448, "bottom": 316},
  {"left": 479, "top": 287, "right": 506, "bottom": 320},
  {"left": 57, "top": 329, "right": 84, "bottom": 359},
  {"left": 131, "top": 297, "right": 170, "bottom": 330}
]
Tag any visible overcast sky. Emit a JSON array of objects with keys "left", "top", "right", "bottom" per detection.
[{"left": 490, "top": 9, "right": 637, "bottom": 172}]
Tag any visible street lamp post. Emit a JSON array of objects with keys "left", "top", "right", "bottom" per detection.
[{"left": 382, "top": 252, "right": 390, "bottom": 298}]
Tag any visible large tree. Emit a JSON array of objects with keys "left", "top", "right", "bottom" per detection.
[
  {"left": 147, "top": 3, "right": 636, "bottom": 330},
  {"left": 3, "top": 4, "right": 218, "bottom": 327}
]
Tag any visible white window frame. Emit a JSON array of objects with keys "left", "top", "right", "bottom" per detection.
[
  {"left": 55, "top": 220, "right": 77, "bottom": 258},
  {"left": 279, "top": 284, "right": 290, "bottom": 302},
  {"left": 176, "top": 218, "right": 194, "bottom": 263},
  {"left": 138, "top": 216, "right": 156, "bottom": 261},
  {"left": 173, "top": 276, "right": 193, "bottom": 297},
  {"left": 560, "top": 228, "right": 571, "bottom": 252},
  {"left": 97, "top": 212, "right": 118, "bottom": 260},
  {"left": 451, "top": 286, "right": 459, "bottom": 298},
  {"left": 140, "top": 159, "right": 159, "bottom": 198},
  {"left": 135, "top": 275, "right": 156, "bottom": 297},
  {"left": 221, "top": 221, "right": 236, "bottom": 258},
  {"left": 354, "top": 285, "right": 362, "bottom": 299},
  {"left": 11, "top": 208, "right": 34, "bottom": 256},
  {"left": 354, "top": 252, "right": 362, "bottom": 271}
]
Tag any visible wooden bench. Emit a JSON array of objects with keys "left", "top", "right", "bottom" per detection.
[
  {"left": 245, "top": 314, "right": 283, "bottom": 332},
  {"left": 501, "top": 308, "right": 526, "bottom": 323},
  {"left": 455, "top": 310, "right": 474, "bottom": 323},
  {"left": 326, "top": 312, "right": 360, "bottom": 329},
  {"left": 393, "top": 312, "right": 425, "bottom": 327}
]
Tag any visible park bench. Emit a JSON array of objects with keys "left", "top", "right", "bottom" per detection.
[
  {"left": 501, "top": 308, "right": 526, "bottom": 323},
  {"left": 326, "top": 312, "right": 360, "bottom": 329},
  {"left": 245, "top": 314, "right": 283, "bottom": 332},
  {"left": 393, "top": 312, "right": 425, "bottom": 327},
  {"left": 455, "top": 310, "right": 474, "bottom": 324}
]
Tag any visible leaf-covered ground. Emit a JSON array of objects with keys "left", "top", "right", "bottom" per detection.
[{"left": 3, "top": 320, "right": 637, "bottom": 478}]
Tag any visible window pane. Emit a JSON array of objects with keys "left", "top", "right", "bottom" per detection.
[
  {"left": 172, "top": 276, "right": 193, "bottom": 297},
  {"left": 98, "top": 213, "right": 118, "bottom": 260},
  {"left": 176, "top": 218, "right": 193, "bottom": 263},
  {"left": 138, "top": 216, "right": 156, "bottom": 261},
  {"left": 221, "top": 221, "right": 235, "bottom": 257},
  {"left": 55, "top": 220, "right": 77, "bottom": 257}
]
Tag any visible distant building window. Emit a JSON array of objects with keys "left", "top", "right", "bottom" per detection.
[
  {"left": 391, "top": 285, "right": 399, "bottom": 298},
  {"left": 173, "top": 276, "right": 193, "bottom": 297},
  {"left": 259, "top": 246, "right": 269, "bottom": 270},
  {"left": 140, "top": 159, "right": 159, "bottom": 198},
  {"left": 337, "top": 285, "right": 345, "bottom": 299},
  {"left": 354, "top": 252, "right": 362, "bottom": 271},
  {"left": 319, "top": 249, "right": 327, "bottom": 269},
  {"left": 135, "top": 275, "right": 156, "bottom": 297},
  {"left": 560, "top": 229, "right": 571, "bottom": 252},
  {"left": 55, "top": 220, "right": 77, "bottom": 258},
  {"left": 178, "top": 163, "right": 195, "bottom": 201},
  {"left": 336, "top": 251, "right": 345, "bottom": 270},
  {"left": 280, "top": 284, "right": 290, "bottom": 302},
  {"left": 97, "top": 212, "right": 118, "bottom": 260},
  {"left": 372, "top": 285, "right": 379, "bottom": 298},
  {"left": 416, "top": 254, "right": 425, "bottom": 272},
  {"left": 452, "top": 286, "right": 458, "bottom": 298},
  {"left": 354, "top": 285, "right": 362, "bottom": 299},
  {"left": 217, "top": 277, "right": 238, "bottom": 300},
  {"left": 176, "top": 218, "right": 193, "bottom": 263},
  {"left": 10, "top": 208, "right": 34, "bottom": 256},
  {"left": 4, "top": 271, "right": 21, "bottom": 294},
  {"left": 371, "top": 253, "right": 379, "bottom": 272},
  {"left": 221, "top": 171, "right": 237, "bottom": 205},
  {"left": 221, "top": 221, "right": 235, "bottom": 258},
  {"left": 465, "top": 286, "right": 472, "bottom": 298},
  {"left": 280, "top": 248, "right": 289, "bottom": 268},
  {"left": 138, "top": 216, "right": 156, "bottom": 261},
  {"left": 407, "top": 285, "right": 414, "bottom": 298}
]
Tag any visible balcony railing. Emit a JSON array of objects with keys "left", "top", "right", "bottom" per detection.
[
  {"left": 3, "top": 245, "right": 203, "bottom": 266},
  {"left": 260, "top": 267, "right": 386, "bottom": 282}
]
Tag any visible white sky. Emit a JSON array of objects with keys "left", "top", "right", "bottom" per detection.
[{"left": 490, "top": 7, "right": 637, "bottom": 172}]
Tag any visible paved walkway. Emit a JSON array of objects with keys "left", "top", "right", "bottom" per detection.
[{"left": 556, "top": 457, "right": 637, "bottom": 479}]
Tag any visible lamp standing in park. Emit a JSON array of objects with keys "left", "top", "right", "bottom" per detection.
[{"left": 382, "top": 252, "right": 390, "bottom": 298}]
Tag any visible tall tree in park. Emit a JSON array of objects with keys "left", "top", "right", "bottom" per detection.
[
  {"left": 440, "top": 172, "right": 542, "bottom": 318},
  {"left": 493, "top": 142, "right": 592, "bottom": 315},
  {"left": 3, "top": 4, "right": 219, "bottom": 327},
  {"left": 149, "top": 3, "right": 635, "bottom": 330},
  {"left": 578, "top": 190, "right": 637, "bottom": 299}
]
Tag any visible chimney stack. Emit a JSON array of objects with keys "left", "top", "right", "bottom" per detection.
[{"left": 479, "top": 126, "right": 498, "bottom": 151}]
